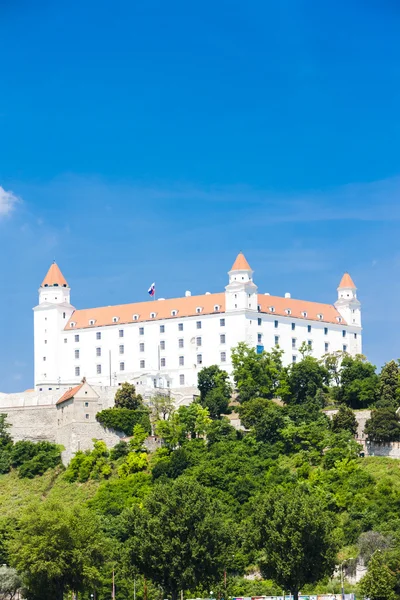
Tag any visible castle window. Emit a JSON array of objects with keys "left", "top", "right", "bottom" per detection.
[
  {"left": 258, "top": 318, "right": 262, "bottom": 326},
  {"left": 119, "top": 345, "right": 124, "bottom": 355},
  {"left": 96, "top": 347, "right": 101, "bottom": 357},
  {"left": 274, "top": 320, "right": 278, "bottom": 328},
  {"left": 160, "top": 340, "right": 166, "bottom": 350},
  {"left": 221, "top": 352, "right": 226, "bottom": 362},
  {"left": 43, "top": 356, "right": 46, "bottom": 361},
  {"left": 70, "top": 322, "right": 76, "bottom": 328},
  {"left": 197, "top": 354, "right": 202, "bottom": 365},
  {"left": 150, "top": 312, "right": 156, "bottom": 319},
  {"left": 292, "top": 323, "right": 295, "bottom": 331},
  {"left": 220, "top": 318, "right": 225, "bottom": 327},
  {"left": 180, "top": 374, "right": 185, "bottom": 385},
  {"left": 220, "top": 334, "right": 226, "bottom": 344},
  {"left": 64, "top": 338, "right": 67, "bottom": 343},
  {"left": 317, "top": 314, "right": 323, "bottom": 320},
  {"left": 140, "top": 343, "right": 145, "bottom": 352},
  {"left": 343, "top": 345, "right": 347, "bottom": 352},
  {"left": 89, "top": 319, "right": 96, "bottom": 325},
  {"left": 96, "top": 332, "right": 101, "bottom": 340},
  {"left": 325, "top": 342, "right": 329, "bottom": 352},
  {"left": 336, "top": 316, "right": 343, "bottom": 323},
  {"left": 214, "top": 305, "right": 220, "bottom": 311},
  {"left": 85, "top": 402, "right": 89, "bottom": 407},
  {"left": 139, "top": 327, "right": 144, "bottom": 335},
  {"left": 112, "top": 317, "right": 119, "bottom": 323},
  {"left": 96, "top": 364, "right": 102, "bottom": 374},
  {"left": 75, "top": 349, "right": 79, "bottom": 359},
  {"left": 160, "top": 325, "right": 165, "bottom": 334},
  {"left": 258, "top": 333, "right": 262, "bottom": 343},
  {"left": 161, "top": 358, "right": 166, "bottom": 367},
  {"left": 301, "top": 311, "right": 307, "bottom": 318},
  {"left": 342, "top": 330, "right": 346, "bottom": 338},
  {"left": 196, "top": 307, "right": 202, "bottom": 314},
  {"left": 133, "top": 314, "right": 139, "bottom": 321},
  {"left": 120, "top": 362, "right": 125, "bottom": 371},
  {"left": 119, "top": 330, "right": 124, "bottom": 338},
  {"left": 196, "top": 337, "right": 202, "bottom": 346},
  {"left": 308, "top": 340, "right": 312, "bottom": 349},
  {"left": 292, "top": 355, "right": 297, "bottom": 363},
  {"left": 307, "top": 325, "right": 312, "bottom": 333},
  {"left": 44, "top": 340, "right": 47, "bottom": 344},
  {"left": 75, "top": 367, "right": 80, "bottom": 377},
  {"left": 171, "top": 310, "right": 178, "bottom": 316},
  {"left": 196, "top": 321, "right": 202, "bottom": 329},
  {"left": 178, "top": 323, "right": 184, "bottom": 331},
  {"left": 324, "top": 327, "right": 328, "bottom": 335},
  {"left": 274, "top": 336, "right": 279, "bottom": 346},
  {"left": 179, "top": 338, "right": 184, "bottom": 348},
  {"left": 85, "top": 414, "right": 89, "bottom": 420},
  {"left": 292, "top": 338, "right": 296, "bottom": 349},
  {"left": 269, "top": 307, "right": 275, "bottom": 313},
  {"left": 354, "top": 333, "right": 357, "bottom": 339},
  {"left": 63, "top": 312, "right": 66, "bottom": 319},
  {"left": 179, "top": 356, "right": 184, "bottom": 366},
  {"left": 75, "top": 334, "right": 79, "bottom": 342},
  {"left": 140, "top": 360, "right": 145, "bottom": 368},
  {"left": 285, "top": 309, "right": 291, "bottom": 315}
]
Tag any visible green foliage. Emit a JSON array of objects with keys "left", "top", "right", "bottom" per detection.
[
  {"left": 283, "top": 356, "right": 330, "bottom": 405},
  {"left": 206, "top": 418, "right": 238, "bottom": 445},
  {"left": 252, "top": 485, "right": 339, "bottom": 599},
  {"left": 124, "top": 477, "right": 233, "bottom": 600},
  {"left": 114, "top": 382, "right": 144, "bottom": 410},
  {"left": 89, "top": 472, "right": 152, "bottom": 516},
  {"left": 331, "top": 405, "right": 358, "bottom": 436},
  {"left": 365, "top": 408, "right": 400, "bottom": 443},
  {"left": 96, "top": 407, "right": 151, "bottom": 436},
  {"left": 118, "top": 452, "right": 148, "bottom": 478},
  {"left": 64, "top": 440, "right": 112, "bottom": 483},
  {"left": 238, "top": 398, "right": 287, "bottom": 443},
  {"left": 198, "top": 365, "right": 232, "bottom": 418},
  {"left": 9, "top": 500, "right": 107, "bottom": 600},
  {"left": 0, "top": 414, "right": 12, "bottom": 449},
  {"left": 9, "top": 441, "right": 62, "bottom": 478},
  {"left": 338, "top": 355, "right": 379, "bottom": 408},
  {"left": 150, "top": 392, "right": 175, "bottom": 421},
  {"left": 359, "top": 550, "right": 397, "bottom": 600},
  {"left": 0, "top": 565, "right": 22, "bottom": 599},
  {"left": 377, "top": 360, "right": 400, "bottom": 409},
  {"left": 109, "top": 440, "right": 129, "bottom": 460},
  {"left": 231, "top": 342, "right": 287, "bottom": 403}
]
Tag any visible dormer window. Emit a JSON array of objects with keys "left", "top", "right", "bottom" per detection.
[
  {"left": 112, "top": 316, "right": 119, "bottom": 323},
  {"left": 171, "top": 310, "right": 178, "bottom": 316},
  {"left": 214, "top": 305, "right": 220, "bottom": 312},
  {"left": 89, "top": 319, "right": 96, "bottom": 325},
  {"left": 150, "top": 312, "right": 156, "bottom": 319},
  {"left": 317, "top": 314, "right": 323, "bottom": 320},
  {"left": 133, "top": 314, "right": 139, "bottom": 321},
  {"left": 336, "top": 316, "right": 343, "bottom": 323},
  {"left": 301, "top": 311, "right": 307, "bottom": 318},
  {"left": 196, "top": 307, "right": 203, "bottom": 314},
  {"left": 269, "top": 307, "right": 275, "bottom": 313},
  {"left": 70, "top": 322, "right": 76, "bottom": 328},
  {"left": 285, "top": 309, "right": 292, "bottom": 315}
]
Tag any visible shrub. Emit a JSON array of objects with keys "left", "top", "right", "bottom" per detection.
[{"left": 96, "top": 407, "right": 151, "bottom": 436}]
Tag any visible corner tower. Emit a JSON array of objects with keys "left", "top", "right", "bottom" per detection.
[
  {"left": 225, "top": 252, "right": 258, "bottom": 312},
  {"left": 335, "top": 272, "right": 361, "bottom": 327},
  {"left": 34, "top": 263, "right": 75, "bottom": 390}
]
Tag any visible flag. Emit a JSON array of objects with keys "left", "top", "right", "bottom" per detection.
[{"left": 148, "top": 282, "right": 155, "bottom": 297}]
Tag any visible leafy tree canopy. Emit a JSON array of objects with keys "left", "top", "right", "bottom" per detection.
[
  {"left": 377, "top": 360, "right": 400, "bottom": 409},
  {"left": 238, "top": 398, "right": 287, "bottom": 443},
  {"left": 331, "top": 405, "right": 358, "bottom": 436},
  {"left": 359, "top": 550, "right": 397, "bottom": 600},
  {"left": 365, "top": 408, "right": 400, "bottom": 443},
  {"left": 282, "top": 356, "right": 330, "bottom": 405},
  {"left": 114, "top": 382, "right": 144, "bottom": 410}
]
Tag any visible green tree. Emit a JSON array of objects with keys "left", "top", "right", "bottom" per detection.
[
  {"left": 114, "top": 382, "right": 144, "bottom": 410},
  {"left": 177, "top": 403, "right": 212, "bottom": 439},
  {"left": 238, "top": 398, "right": 286, "bottom": 443},
  {"left": 151, "top": 392, "right": 175, "bottom": 421},
  {"left": 0, "top": 565, "right": 21, "bottom": 600},
  {"left": 359, "top": 551, "right": 397, "bottom": 600},
  {"left": 96, "top": 407, "right": 151, "bottom": 436},
  {"left": 365, "top": 408, "right": 400, "bottom": 443},
  {"left": 9, "top": 501, "right": 107, "bottom": 600},
  {"left": 231, "top": 342, "right": 287, "bottom": 403},
  {"left": 197, "top": 366, "right": 232, "bottom": 418},
  {"left": 331, "top": 405, "right": 358, "bottom": 436},
  {"left": 124, "top": 478, "right": 232, "bottom": 600},
  {"left": 358, "top": 531, "right": 393, "bottom": 565},
  {"left": 339, "top": 355, "right": 378, "bottom": 409},
  {"left": 64, "top": 439, "right": 111, "bottom": 483},
  {"left": 0, "top": 415, "right": 12, "bottom": 474},
  {"left": 283, "top": 356, "right": 330, "bottom": 405},
  {"left": 377, "top": 360, "right": 400, "bottom": 409},
  {"left": 252, "top": 486, "right": 338, "bottom": 600}
]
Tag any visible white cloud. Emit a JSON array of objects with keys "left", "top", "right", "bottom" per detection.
[{"left": 0, "top": 186, "right": 19, "bottom": 218}]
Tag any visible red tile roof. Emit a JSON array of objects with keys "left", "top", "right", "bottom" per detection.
[
  {"left": 41, "top": 262, "right": 69, "bottom": 288},
  {"left": 338, "top": 272, "right": 356, "bottom": 289},
  {"left": 65, "top": 290, "right": 346, "bottom": 330},
  {"left": 56, "top": 383, "right": 84, "bottom": 405},
  {"left": 231, "top": 252, "right": 252, "bottom": 271}
]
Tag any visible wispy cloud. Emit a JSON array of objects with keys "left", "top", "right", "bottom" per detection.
[{"left": 0, "top": 185, "right": 19, "bottom": 218}]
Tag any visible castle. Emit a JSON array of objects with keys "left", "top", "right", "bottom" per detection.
[
  {"left": 34, "top": 252, "right": 362, "bottom": 392},
  {"left": 0, "top": 252, "right": 362, "bottom": 463}
]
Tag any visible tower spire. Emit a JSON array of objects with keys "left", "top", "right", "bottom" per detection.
[
  {"left": 230, "top": 252, "right": 252, "bottom": 272},
  {"left": 41, "top": 262, "right": 69, "bottom": 288}
]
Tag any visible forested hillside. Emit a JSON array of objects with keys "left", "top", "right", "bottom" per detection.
[{"left": 2, "top": 345, "right": 400, "bottom": 600}]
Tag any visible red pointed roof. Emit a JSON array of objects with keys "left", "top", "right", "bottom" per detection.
[
  {"left": 338, "top": 272, "right": 356, "bottom": 289},
  {"left": 56, "top": 382, "right": 84, "bottom": 405},
  {"left": 230, "top": 252, "right": 252, "bottom": 271},
  {"left": 41, "top": 262, "right": 68, "bottom": 288}
]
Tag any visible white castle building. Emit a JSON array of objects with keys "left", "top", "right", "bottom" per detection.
[{"left": 34, "top": 253, "right": 362, "bottom": 392}]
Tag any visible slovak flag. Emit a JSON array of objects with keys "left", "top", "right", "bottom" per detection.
[{"left": 148, "top": 282, "right": 155, "bottom": 297}]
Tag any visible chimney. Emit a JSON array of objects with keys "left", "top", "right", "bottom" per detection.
[
  {"left": 185, "top": 291, "right": 191, "bottom": 297},
  {"left": 285, "top": 292, "right": 291, "bottom": 299}
]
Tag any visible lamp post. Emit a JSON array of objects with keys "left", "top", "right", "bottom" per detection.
[{"left": 341, "top": 558, "right": 354, "bottom": 600}]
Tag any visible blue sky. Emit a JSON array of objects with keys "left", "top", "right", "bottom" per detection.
[{"left": 1, "top": 0, "right": 400, "bottom": 392}]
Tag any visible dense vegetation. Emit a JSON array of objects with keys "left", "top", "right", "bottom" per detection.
[{"left": 2, "top": 347, "right": 400, "bottom": 600}]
